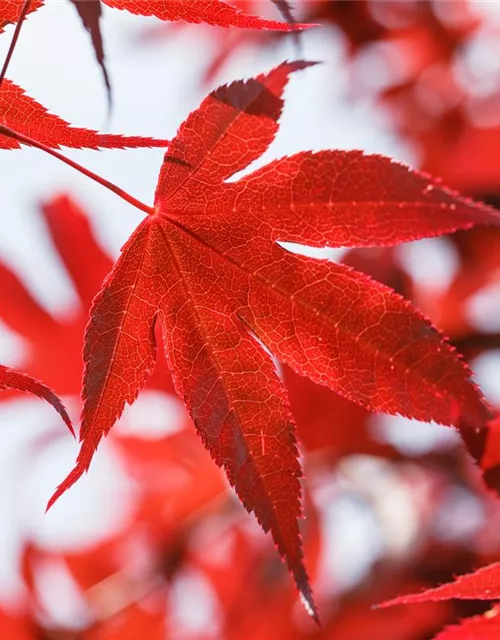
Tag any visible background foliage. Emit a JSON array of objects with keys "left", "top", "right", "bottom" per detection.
[{"left": 2, "top": 1, "right": 500, "bottom": 638}]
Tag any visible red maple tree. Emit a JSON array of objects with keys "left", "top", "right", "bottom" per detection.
[{"left": 2, "top": 1, "right": 500, "bottom": 638}]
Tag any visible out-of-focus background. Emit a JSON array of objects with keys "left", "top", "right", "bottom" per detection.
[{"left": 2, "top": 1, "right": 500, "bottom": 638}]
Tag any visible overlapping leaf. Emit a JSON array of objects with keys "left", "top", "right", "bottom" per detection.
[
  {"left": 0, "top": 0, "right": 43, "bottom": 33},
  {"left": 0, "top": 364, "right": 73, "bottom": 433},
  {"left": 49, "top": 61, "right": 500, "bottom": 615},
  {"left": 0, "top": 79, "right": 167, "bottom": 149}
]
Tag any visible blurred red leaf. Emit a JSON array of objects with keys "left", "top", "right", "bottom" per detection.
[
  {"left": 427, "top": 128, "right": 500, "bottom": 197},
  {"left": 322, "top": 595, "right": 450, "bottom": 640},
  {"left": 226, "top": 574, "right": 451, "bottom": 640},
  {"left": 0, "top": 195, "right": 111, "bottom": 395},
  {"left": 115, "top": 429, "right": 227, "bottom": 540},
  {"left": 22, "top": 538, "right": 168, "bottom": 639},
  {"left": 284, "top": 366, "right": 396, "bottom": 459}
]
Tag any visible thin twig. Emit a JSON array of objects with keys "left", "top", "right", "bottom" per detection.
[
  {"left": 0, "top": 0, "right": 32, "bottom": 88},
  {"left": 0, "top": 124, "right": 154, "bottom": 216}
]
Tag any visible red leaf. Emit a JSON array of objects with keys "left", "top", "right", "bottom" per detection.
[
  {"left": 433, "top": 610, "right": 500, "bottom": 640},
  {"left": 0, "top": 364, "right": 73, "bottom": 434},
  {"left": 51, "top": 61, "right": 500, "bottom": 616},
  {"left": 0, "top": 607, "right": 35, "bottom": 640},
  {"left": 115, "top": 429, "right": 227, "bottom": 539},
  {"left": 381, "top": 562, "right": 500, "bottom": 607},
  {"left": 84, "top": 600, "right": 167, "bottom": 640},
  {"left": 103, "top": 0, "right": 315, "bottom": 30},
  {"left": 427, "top": 126, "right": 500, "bottom": 196},
  {"left": 0, "top": 79, "right": 167, "bottom": 149}
]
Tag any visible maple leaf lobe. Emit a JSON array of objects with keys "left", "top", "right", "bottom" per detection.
[{"left": 155, "top": 60, "right": 316, "bottom": 201}]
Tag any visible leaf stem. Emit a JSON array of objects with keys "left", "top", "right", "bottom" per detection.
[
  {"left": 0, "top": 124, "right": 154, "bottom": 216},
  {"left": 0, "top": 0, "right": 31, "bottom": 88}
]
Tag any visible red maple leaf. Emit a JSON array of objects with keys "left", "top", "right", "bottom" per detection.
[
  {"left": 48, "top": 61, "right": 500, "bottom": 616},
  {"left": 381, "top": 561, "right": 500, "bottom": 606},
  {"left": 9, "top": 0, "right": 315, "bottom": 32},
  {"left": 0, "top": 79, "right": 168, "bottom": 150},
  {"left": 433, "top": 609, "right": 500, "bottom": 640},
  {"left": 0, "top": 363, "right": 73, "bottom": 433}
]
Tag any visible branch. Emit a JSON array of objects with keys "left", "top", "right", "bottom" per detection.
[{"left": 0, "top": 124, "right": 154, "bottom": 216}]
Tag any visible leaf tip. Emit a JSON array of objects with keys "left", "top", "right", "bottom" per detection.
[
  {"left": 45, "top": 452, "right": 92, "bottom": 512},
  {"left": 300, "top": 587, "right": 320, "bottom": 624},
  {"left": 61, "top": 409, "right": 76, "bottom": 439},
  {"left": 287, "top": 21, "right": 321, "bottom": 32},
  {"left": 292, "top": 558, "right": 320, "bottom": 623},
  {"left": 286, "top": 59, "right": 322, "bottom": 72},
  {"left": 37, "top": 389, "right": 75, "bottom": 439}
]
